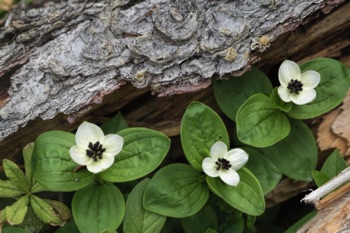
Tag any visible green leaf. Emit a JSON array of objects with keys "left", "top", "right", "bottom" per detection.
[
  {"left": 206, "top": 168, "right": 265, "bottom": 216},
  {"left": 213, "top": 67, "right": 273, "bottom": 121},
  {"left": 44, "top": 199, "right": 71, "bottom": 224},
  {"left": 205, "top": 228, "right": 217, "bottom": 233},
  {"left": 288, "top": 58, "right": 350, "bottom": 119},
  {"left": 285, "top": 211, "right": 316, "bottom": 233},
  {"left": 6, "top": 195, "right": 29, "bottom": 225},
  {"left": 55, "top": 220, "right": 79, "bottom": 233},
  {"left": 236, "top": 94, "right": 290, "bottom": 148},
  {"left": 312, "top": 170, "right": 331, "bottom": 187},
  {"left": 30, "top": 195, "right": 62, "bottom": 226},
  {"left": 321, "top": 150, "right": 347, "bottom": 179},
  {"left": 143, "top": 164, "right": 209, "bottom": 218},
  {"left": 100, "top": 128, "right": 170, "bottom": 182},
  {"left": 243, "top": 148, "right": 282, "bottom": 195},
  {"left": 0, "top": 180, "right": 23, "bottom": 198},
  {"left": 181, "top": 102, "right": 229, "bottom": 171},
  {"left": 3, "top": 160, "right": 30, "bottom": 194},
  {"left": 219, "top": 215, "right": 244, "bottom": 233},
  {"left": 22, "top": 143, "right": 35, "bottom": 186},
  {"left": 32, "top": 131, "right": 95, "bottom": 191},
  {"left": 100, "top": 112, "right": 128, "bottom": 134},
  {"left": 259, "top": 118, "right": 318, "bottom": 181},
  {"left": 0, "top": 209, "right": 6, "bottom": 222},
  {"left": 270, "top": 88, "right": 293, "bottom": 112},
  {"left": 2, "top": 227, "right": 31, "bottom": 233},
  {"left": 123, "top": 179, "right": 166, "bottom": 233},
  {"left": 17, "top": 206, "right": 45, "bottom": 233},
  {"left": 72, "top": 182, "right": 125, "bottom": 233},
  {"left": 181, "top": 205, "right": 217, "bottom": 233}
]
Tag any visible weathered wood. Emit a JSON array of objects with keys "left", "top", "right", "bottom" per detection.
[{"left": 0, "top": 0, "right": 347, "bottom": 146}]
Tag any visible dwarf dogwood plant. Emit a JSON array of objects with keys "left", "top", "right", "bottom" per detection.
[{"left": 0, "top": 57, "right": 349, "bottom": 233}]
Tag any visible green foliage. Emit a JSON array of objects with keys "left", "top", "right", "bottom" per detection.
[
  {"left": 259, "top": 118, "right": 317, "bottom": 181},
  {"left": 270, "top": 88, "right": 293, "bottom": 112},
  {"left": 236, "top": 94, "right": 290, "bottom": 147},
  {"left": 213, "top": 67, "right": 273, "bottom": 121},
  {"left": 100, "top": 112, "right": 128, "bottom": 134},
  {"left": 5, "top": 195, "right": 28, "bottom": 225},
  {"left": 3, "top": 160, "right": 29, "bottom": 194},
  {"left": 243, "top": 148, "right": 282, "bottom": 195},
  {"left": 100, "top": 128, "right": 170, "bottom": 182},
  {"left": 181, "top": 205, "right": 218, "bottom": 233},
  {"left": 72, "top": 182, "right": 125, "bottom": 233},
  {"left": 1, "top": 58, "right": 349, "bottom": 233},
  {"left": 2, "top": 227, "right": 31, "bottom": 233},
  {"left": 123, "top": 179, "right": 166, "bottom": 233},
  {"left": 312, "top": 150, "right": 347, "bottom": 187},
  {"left": 143, "top": 164, "right": 209, "bottom": 218},
  {"left": 206, "top": 168, "right": 265, "bottom": 216},
  {"left": 181, "top": 101, "right": 229, "bottom": 171},
  {"left": 33, "top": 131, "right": 95, "bottom": 191}
]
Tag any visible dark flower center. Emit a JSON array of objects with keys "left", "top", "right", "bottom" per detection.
[
  {"left": 86, "top": 141, "right": 106, "bottom": 162},
  {"left": 287, "top": 79, "right": 303, "bottom": 94},
  {"left": 215, "top": 158, "right": 232, "bottom": 171}
]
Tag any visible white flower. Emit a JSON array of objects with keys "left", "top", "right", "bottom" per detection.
[
  {"left": 202, "top": 141, "right": 248, "bottom": 186},
  {"left": 277, "top": 60, "right": 320, "bottom": 105},
  {"left": 69, "top": 122, "right": 124, "bottom": 174}
]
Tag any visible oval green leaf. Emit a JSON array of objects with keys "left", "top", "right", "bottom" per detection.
[
  {"left": 72, "top": 182, "right": 125, "bottom": 233},
  {"left": 100, "top": 112, "right": 128, "bottom": 134},
  {"left": 30, "top": 195, "right": 62, "bottom": 226},
  {"left": 3, "top": 159, "right": 29, "bottom": 194},
  {"left": 243, "top": 148, "right": 282, "bottom": 195},
  {"left": 181, "top": 102, "right": 229, "bottom": 171},
  {"left": 206, "top": 168, "right": 265, "bottom": 216},
  {"left": 214, "top": 67, "right": 273, "bottom": 121},
  {"left": 23, "top": 142, "right": 35, "bottom": 186},
  {"left": 236, "top": 94, "right": 290, "bottom": 148},
  {"left": 100, "top": 128, "right": 170, "bottom": 182},
  {"left": 288, "top": 58, "right": 350, "bottom": 119},
  {"left": 259, "top": 118, "right": 317, "bottom": 181},
  {"left": 143, "top": 164, "right": 209, "bottom": 218},
  {"left": 0, "top": 180, "right": 23, "bottom": 198},
  {"left": 321, "top": 149, "right": 347, "bottom": 179},
  {"left": 32, "top": 131, "right": 95, "bottom": 191},
  {"left": 6, "top": 195, "right": 29, "bottom": 225},
  {"left": 181, "top": 205, "right": 218, "bottom": 233},
  {"left": 123, "top": 179, "right": 166, "bottom": 233}
]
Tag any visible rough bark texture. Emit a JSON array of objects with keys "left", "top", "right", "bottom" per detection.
[{"left": 0, "top": 0, "right": 346, "bottom": 144}]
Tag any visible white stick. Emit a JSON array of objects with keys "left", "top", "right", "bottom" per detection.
[{"left": 301, "top": 166, "right": 350, "bottom": 204}]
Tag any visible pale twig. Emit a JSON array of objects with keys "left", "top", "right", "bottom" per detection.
[{"left": 301, "top": 166, "right": 350, "bottom": 204}]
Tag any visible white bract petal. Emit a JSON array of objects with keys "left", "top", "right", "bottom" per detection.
[
  {"left": 290, "top": 89, "right": 316, "bottom": 105},
  {"left": 278, "top": 60, "right": 301, "bottom": 86},
  {"left": 202, "top": 141, "right": 249, "bottom": 186},
  {"left": 101, "top": 134, "right": 124, "bottom": 157},
  {"left": 277, "top": 60, "right": 320, "bottom": 105},
  {"left": 202, "top": 158, "right": 219, "bottom": 177},
  {"left": 75, "top": 122, "right": 104, "bottom": 147},
  {"left": 69, "top": 145, "right": 93, "bottom": 166},
  {"left": 300, "top": 70, "right": 321, "bottom": 89},
  {"left": 210, "top": 141, "right": 228, "bottom": 160},
  {"left": 227, "top": 148, "right": 249, "bottom": 170},
  {"left": 70, "top": 121, "right": 124, "bottom": 174},
  {"left": 277, "top": 86, "right": 292, "bottom": 102},
  {"left": 219, "top": 169, "right": 240, "bottom": 186},
  {"left": 87, "top": 156, "right": 115, "bottom": 174}
]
